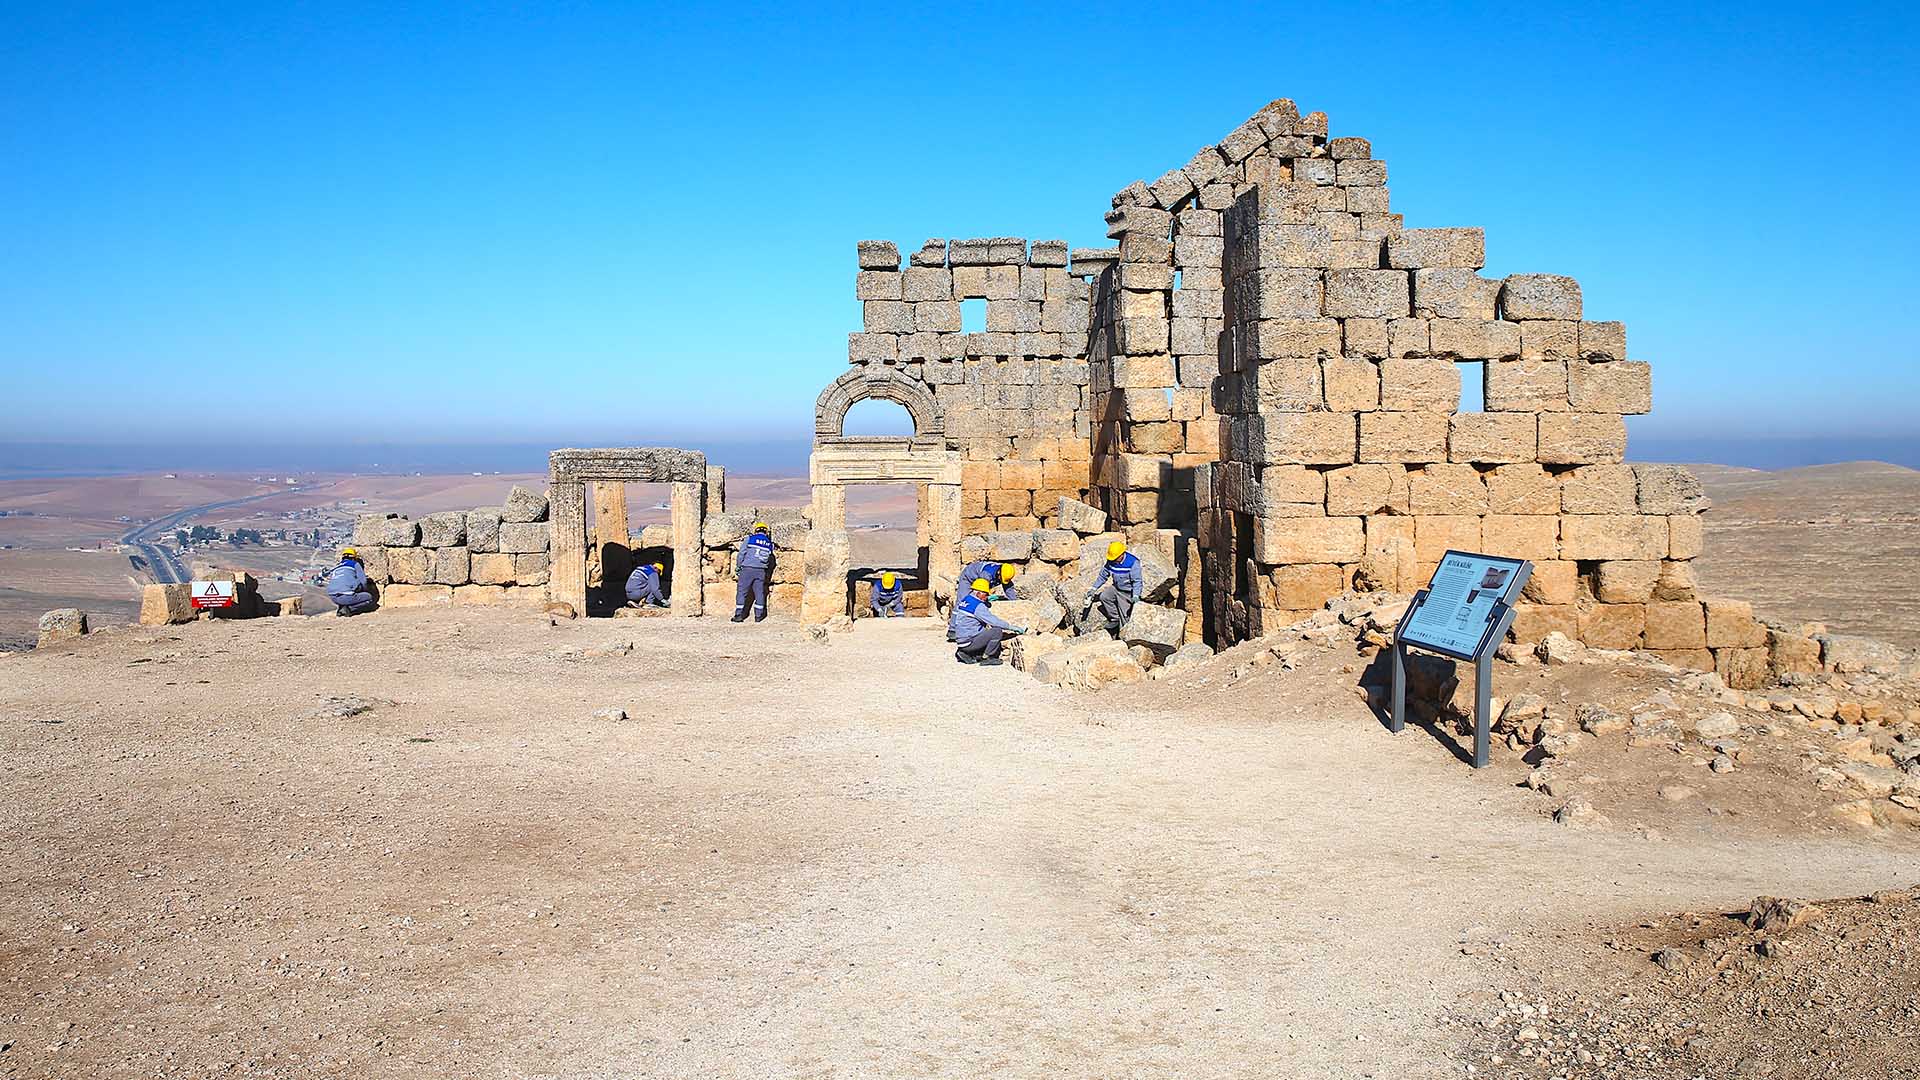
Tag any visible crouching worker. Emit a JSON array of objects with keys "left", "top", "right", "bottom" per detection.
[
  {"left": 869, "top": 571, "right": 905, "bottom": 618},
  {"left": 733, "top": 522, "right": 773, "bottom": 623},
  {"left": 948, "top": 560, "right": 1017, "bottom": 640},
  {"left": 625, "top": 561, "right": 668, "bottom": 608},
  {"left": 326, "top": 547, "right": 377, "bottom": 616},
  {"left": 1082, "top": 540, "right": 1143, "bottom": 634},
  {"left": 952, "top": 577, "right": 1026, "bottom": 666}
]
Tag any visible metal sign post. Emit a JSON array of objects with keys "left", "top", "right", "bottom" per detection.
[{"left": 1387, "top": 552, "right": 1532, "bottom": 769}]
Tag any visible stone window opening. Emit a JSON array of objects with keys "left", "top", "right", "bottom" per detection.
[
  {"left": 842, "top": 398, "right": 917, "bottom": 438},
  {"left": 960, "top": 297, "right": 987, "bottom": 333},
  {"left": 1455, "top": 360, "right": 1486, "bottom": 412}
]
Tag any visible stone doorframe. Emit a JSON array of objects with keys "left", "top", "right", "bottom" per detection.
[
  {"left": 802, "top": 437, "right": 963, "bottom": 621},
  {"left": 548, "top": 447, "right": 710, "bottom": 617}
]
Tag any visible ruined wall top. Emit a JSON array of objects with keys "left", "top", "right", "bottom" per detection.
[{"left": 549, "top": 447, "right": 708, "bottom": 485}]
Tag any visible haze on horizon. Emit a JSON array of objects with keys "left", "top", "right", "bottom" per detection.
[{"left": 3, "top": 2, "right": 1917, "bottom": 468}]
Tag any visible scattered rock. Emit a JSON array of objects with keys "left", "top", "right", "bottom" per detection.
[
  {"left": 543, "top": 602, "right": 578, "bottom": 620},
  {"left": 589, "top": 707, "right": 627, "bottom": 722},
  {"left": 36, "top": 609, "right": 88, "bottom": 648},
  {"left": 1575, "top": 702, "right": 1629, "bottom": 736},
  {"left": 1693, "top": 712, "right": 1740, "bottom": 739},
  {"left": 304, "top": 696, "right": 382, "bottom": 720},
  {"left": 1657, "top": 784, "right": 1698, "bottom": 802},
  {"left": 1748, "top": 896, "right": 1823, "bottom": 933},
  {"left": 1710, "top": 754, "right": 1737, "bottom": 774},
  {"left": 1536, "top": 631, "right": 1584, "bottom": 665},
  {"left": 1159, "top": 642, "right": 1215, "bottom": 673},
  {"left": 1651, "top": 947, "right": 1693, "bottom": 972},
  {"left": 1552, "top": 795, "right": 1607, "bottom": 828}
]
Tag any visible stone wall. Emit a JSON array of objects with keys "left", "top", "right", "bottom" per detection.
[
  {"left": 352, "top": 484, "right": 552, "bottom": 608},
  {"left": 846, "top": 239, "right": 1096, "bottom": 533},
  {"left": 700, "top": 508, "right": 809, "bottom": 618}
]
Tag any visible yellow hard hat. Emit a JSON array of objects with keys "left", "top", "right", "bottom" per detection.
[
  {"left": 752, "top": 522, "right": 770, "bottom": 534},
  {"left": 1107, "top": 540, "right": 1126, "bottom": 560},
  {"left": 881, "top": 571, "right": 896, "bottom": 589},
  {"left": 651, "top": 562, "right": 664, "bottom": 573},
  {"left": 999, "top": 563, "right": 1015, "bottom": 583},
  {"left": 341, "top": 547, "right": 358, "bottom": 558},
  {"left": 970, "top": 578, "right": 992, "bottom": 593}
]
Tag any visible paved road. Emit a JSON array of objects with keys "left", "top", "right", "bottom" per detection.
[{"left": 119, "top": 487, "right": 321, "bottom": 585}]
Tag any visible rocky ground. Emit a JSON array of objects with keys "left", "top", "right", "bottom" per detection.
[{"left": 2, "top": 608, "right": 1917, "bottom": 1079}]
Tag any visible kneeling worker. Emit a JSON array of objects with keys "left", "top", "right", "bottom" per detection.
[
  {"left": 326, "top": 547, "right": 377, "bottom": 616},
  {"left": 1082, "top": 540, "right": 1143, "bottom": 634},
  {"left": 948, "top": 560, "right": 1017, "bottom": 640},
  {"left": 625, "top": 561, "right": 668, "bottom": 608},
  {"left": 869, "top": 571, "right": 905, "bottom": 618},
  {"left": 733, "top": 522, "right": 774, "bottom": 623},
  {"left": 952, "top": 577, "right": 1027, "bottom": 666}
]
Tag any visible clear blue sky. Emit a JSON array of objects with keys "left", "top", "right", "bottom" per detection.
[{"left": 2, "top": 1, "right": 1916, "bottom": 459}]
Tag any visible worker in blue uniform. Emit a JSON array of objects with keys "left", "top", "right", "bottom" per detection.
[
  {"left": 733, "top": 522, "right": 774, "bottom": 622},
  {"left": 1082, "top": 540, "right": 1143, "bottom": 634},
  {"left": 952, "top": 577, "right": 1027, "bottom": 665}
]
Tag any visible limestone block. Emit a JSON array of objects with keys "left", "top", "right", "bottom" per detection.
[
  {"left": 857, "top": 240, "right": 900, "bottom": 270},
  {"left": 1578, "top": 321, "right": 1627, "bottom": 360},
  {"left": 1361, "top": 516, "right": 1417, "bottom": 592},
  {"left": 450, "top": 585, "right": 516, "bottom": 607},
  {"left": 1336, "top": 159, "right": 1387, "bottom": 186},
  {"left": 1386, "top": 228, "right": 1484, "bottom": 269},
  {"left": 909, "top": 238, "right": 947, "bottom": 266},
  {"left": 515, "top": 553, "right": 551, "bottom": 588},
  {"left": 1669, "top": 515, "right": 1704, "bottom": 559},
  {"left": 1413, "top": 516, "right": 1482, "bottom": 565},
  {"left": 1246, "top": 412, "right": 1357, "bottom": 465},
  {"left": 1594, "top": 560, "right": 1659, "bottom": 603},
  {"left": 1358, "top": 412, "right": 1447, "bottom": 463},
  {"left": 1653, "top": 560, "right": 1698, "bottom": 601},
  {"left": 1254, "top": 516, "right": 1365, "bottom": 564},
  {"left": 469, "top": 552, "right": 516, "bottom": 586},
  {"left": 868, "top": 300, "right": 919, "bottom": 334},
  {"left": 1448, "top": 413, "right": 1536, "bottom": 463},
  {"left": 1651, "top": 648, "right": 1713, "bottom": 671},
  {"left": 1568, "top": 359, "right": 1652, "bottom": 414},
  {"left": 900, "top": 266, "right": 951, "bottom": 303},
  {"left": 502, "top": 485, "right": 550, "bottom": 524},
  {"left": 386, "top": 546, "right": 431, "bottom": 585},
  {"left": 1271, "top": 563, "right": 1346, "bottom": 610},
  {"left": 979, "top": 530, "right": 1037, "bottom": 561},
  {"left": 1257, "top": 463, "right": 1329, "bottom": 512},
  {"left": 987, "top": 489, "right": 1032, "bottom": 516},
  {"left": 356, "top": 514, "right": 419, "bottom": 548},
  {"left": 419, "top": 511, "right": 467, "bottom": 548},
  {"left": 1559, "top": 515, "right": 1667, "bottom": 561},
  {"left": 137, "top": 583, "right": 194, "bottom": 625},
  {"left": 430, "top": 546, "right": 470, "bottom": 586},
  {"left": 1427, "top": 319, "right": 1520, "bottom": 360},
  {"left": 1341, "top": 319, "right": 1388, "bottom": 359},
  {"left": 1056, "top": 497, "right": 1108, "bottom": 534},
  {"left": 1705, "top": 599, "right": 1768, "bottom": 648},
  {"left": 381, "top": 584, "right": 453, "bottom": 608},
  {"left": 1767, "top": 628, "right": 1822, "bottom": 676},
  {"left": 360, "top": 546, "right": 389, "bottom": 584},
  {"left": 1714, "top": 647, "right": 1769, "bottom": 690},
  {"left": 857, "top": 270, "right": 902, "bottom": 301},
  {"left": 1120, "top": 601, "right": 1187, "bottom": 654},
  {"left": 1580, "top": 604, "right": 1646, "bottom": 650},
  {"left": 1379, "top": 357, "right": 1460, "bottom": 411},
  {"left": 1538, "top": 413, "right": 1627, "bottom": 465},
  {"left": 1171, "top": 288, "right": 1223, "bottom": 320},
  {"left": 1644, "top": 600, "right": 1707, "bottom": 649},
  {"left": 1029, "top": 239, "right": 1070, "bottom": 267},
  {"left": 1522, "top": 561, "right": 1579, "bottom": 605},
  {"left": 1011, "top": 633, "right": 1069, "bottom": 674},
  {"left": 1387, "top": 318, "right": 1429, "bottom": 357},
  {"left": 1559, "top": 464, "right": 1639, "bottom": 514},
  {"left": 1486, "top": 463, "right": 1560, "bottom": 515},
  {"left": 1480, "top": 515, "right": 1558, "bottom": 562},
  {"left": 1408, "top": 463, "right": 1488, "bottom": 516},
  {"left": 465, "top": 509, "right": 501, "bottom": 553},
  {"left": 848, "top": 332, "right": 897, "bottom": 363},
  {"left": 1520, "top": 320, "right": 1580, "bottom": 361},
  {"left": 1033, "top": 529, "right": 1078, "bottom": 562},
  {"left": 915, "top": 302, "right": 961, "bottom": 333},
  {"left": 1245, "top": 269, "right": 1323, "bottom": 319},
  {"left": 1509, "top": 603, "right": 1578, "bottom": 643},
  {"left": 1248, "top": 358, "right": 1323, "bottom": 412},
  {"left": 1411, "top": 270, "right": 1500, "bottom": 320},
  {"left": 1325, "top": 464, "right": 1409, "bottom": 516},
  {"left": 1322, "top": 358, "right": 1381, "bottom": 410},
  {"left": 1116, "top": 263, "right": 1172, "bottom": 290},
  {"left": 1322, "top": 269, "right": 1410, "bottom": 319},
  {"left": 1632, "top": 464, "right": 1708, "bottom": 515},
  {"left": 498, "top": 522, "right": 550, "bottom": 554},
  {"left": 1247, "top": 318, "right": 1341, "bottom": 359},
  {"left": 1255, "top": 224, "right": 1332, "bottom": 269},
  {"left": 1500, "top": 274, "right": 1582, "bottom": 320},
  {"left": 1484, "top": 360, "right": 1569, "bottom": 412}
]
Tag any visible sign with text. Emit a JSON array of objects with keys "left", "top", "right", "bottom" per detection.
[
  {"left": 189, "top": 580, "right": 237, "bottom": 610},
  {"left": 1398, "top": 551, "right": 1531, "bottom": 662}
]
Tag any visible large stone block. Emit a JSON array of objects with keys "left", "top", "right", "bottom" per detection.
[
  {"left": 1056, "top": 497, "right": 1108, "bottom": 535},
  {"left": 1271, "top": 563, "right": 1346, "bottom": 610},
  {"left": 1244, "top": 269, "right": 1323, "bottom": 319},
  {"left": 419, "top": 511, "right": 467, "bottom": 548},
  {"left": 1448, "top": 413, "right": 1536, "bottom": 463},
  {"left": 1579, "top": 604, "right": 1646, "bottom": 650},
  {"left": 1322, "top": 269, "right": 1410, "bottom": 319},
  {"left": 857, "top": 270, "right": 902, "bottom": 301},
  {"left": 1413, "top": 516, "right": 1482, "bottom": 565},
  {"left": 430, "top": 546, "right": 470, "bottom": 586},
  {"left": 358, "top": 514, "right": 419, "bottom": 547},
  {"left": 1379, "top": 357, "right": 1460, "bottom": 411},
  {"left": 466, "top": 509, "right": 502, "bottom": 553},
  {"left": 1500, "top": 274, "right": 1582, "bottom": 320},
  {"left": 380, "top": 583, "right": 453, "bottom": 608},
  {"left": 1386, "top": 228, "right": 1484, "bottom": 269},
  {"left": 1643, "top": 600, "right": 1707, "bottom": 649},
  {"left": 857, "top": 240, "right": 900, "bottom": 270},
  {"left": 1325, "top": 463, "right": 1409, "bottom": 516},
  {"left": 1567, "top": 359, "right": 1652, "bottom": 414},
  {"left": 1705, "top": 599, "right": 1767, "bottom": 648},
  {"left": 1559, "top": 464, "right": 1638, "bottom": 514},
  {"left": 502, "top": 485, "right": 549, "bottom": 524},
  {"left": 1594, "top": 560, "right": 1660, "bottom": 603},
  {"left": 139, "top": 583, "right": 195, "bottom": 626},
  {"left": 1537, "top": 413, "right": 1628, "bottom": 465},
  {"left": 498, "top": 522, "right": 550, "bottom": 554},
  {"left": 1485, "top": 463, "right": 1560, "bottom": 514},
  {"left": 1578, "top": 321, "right": 1626, "bottom": 360},
  {"left": 1480, "top": 514, "right": 1558, "bottom": 562},
  {"left": 386, "top": 546, "right": 431, "bottom": 584},
  {"left": 1322, "top": 358, "right": 1381, "bottom": 411},
  {"left": 1669, "top": 514, "right": 1704, "bottom": 559},
  {"left": 1245, "top": 412, "right": 1356, "bottom": 465},
  {"left": 469, "top": 552, "right": 516, "bottom": 586},
  {"left": 1358, "top": 412, "right": 1447, "bottom": 463},
  {"left": 1246, "top": 358, "right": 1324, "bottom": 412},
  {"left": 1484, "top": 360, "right": 1569, "bottom": 411},
  {"left": 1247, "top": 318, "right": 1342, "bottom": 359},
  {"left": 1427, "top": 318, "right": 1520, "bottom": 360},
  {"left": 1522, "top": 560, "right": 1579, "bottom": 605},
  {"left": 1633, "top": 465, "right": 1709, "bottom": 515},
  {"left": 1407, "top": 463, "right": 1488, "bottom": 516},
  {"left": 1519, "top": 320, "right": 1580, "bottom": 361},
  {"left": 1559, "top": 515, "right": 1667, "bottom": 560},
  {"left": 1508, "top": 603, "right": 1579, "bottom": 643},
  {"left": 1121, "top": 601, "right": 1186, "bottom": 653},
  {"left": 1254, "top": 516, "right": 1365, "bottom": 564},
  {"left": 1411, "top": 270, "right": 1500, "bottom": 320}
]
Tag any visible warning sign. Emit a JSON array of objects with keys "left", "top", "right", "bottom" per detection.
[{"left": 190, "top": 580, "right": 237, "bottom": 610}]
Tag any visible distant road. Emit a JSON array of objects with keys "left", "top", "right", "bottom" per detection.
[{"left": 119, "top": 485, "right": 330, "bottom": 585}]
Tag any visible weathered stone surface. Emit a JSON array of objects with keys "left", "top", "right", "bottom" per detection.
[
  {"left": 498, "top": 522, "right": 549, "bottom": 555},
  {"left": 139, "top": 583, "right": 195, "bottom": 625},
  {"left": 1560, "top": 464, "right": 1638, "bottom": 514},
  {"left": 1407, "top": 463, "right": 1487, "bottom": 516},
  {"left": 1379, "top": 357, "right": 1459, "bottom": 412},
  {"left": 857, "top": 240, "right": 900, "bottom": 270},
  {"left": 1121, "top": 601, "right": 1186, "bottom": 653},
  {"left": 513, "top": 553, "right": 551, "bottom": 587},
  {"left": 1537, "top": 413, "right": 1627, "bottom": 465},
  {"left": 1632, "top": 464, "right": 1708, "bottom": 514},
  {"left": 358, "top": 514, "right": 419, "bottom": 547},
  {"left": 1270, "top": 563, "right": 1345, "bottom": 610},
  {"left": 1644, "top": 600, "right": 1707, "bottom": 649},
  {"left": 502, "top": 485, "right": 549, "bottom": 523},
  {"left": 37, "top": 608, "right": 88, "bottom": 647},
  {"left": 1594, "top": 560, "right": 1659, "bottom": 603},
  {"left": 429, "top": 546, "right": 470, "bottom": 586},
  {"left": 1485, "top": 463, "right": 1559, "bottom": 515},
  {"left": 1483, "top": 360, "right": 1568, "bottom": 412},
  {"left": 465, "top": 509, "right": 502, "bottom": 553},
  {"left": 1386, "top": 228, "right": 1483, "bottom": 269},
  {"left": 419, "top": 511, "right": 467, "bottom": 548},
  {"left": 1568, "top": 359, "right": 1651, "bottom": 413},
  {"left": 1447, "top": 413, "right": 1535, "bottom": 463},
  {"left": 1715, "top": 646, "right": 1769, "bottom": 690},
  {"left": 1500, "top": 274, "right": 1582, "bottom": 320},
  {"left": 1705, "top": 598, "right": 1767, "bottom": 648},
  {"left": 1325, "top": 463, "right": 1409, "bottom": 516},
  {"left": 1322, "top": 269, "right": 1409, "bottom": 319},
  {"left": 1579, "top": 603, "right": 1645, "bottom": 649},
  {"left": 1817, "top": 633, "right": 1903, "bottom": 675},
  {"left": 1559, "top": 515, "right": 1666, "bottom": 560},
  {"left": 1358, "top": 412, "right": 1447, "bottom": 463},
  {"left": 469, "top": 552, "right": 516, "bottom": 586},
  {"left": 1055, "top": 497, "right": 1108, "bottom": 535},
  {"left": 1480, "top": 514, "right": 1558, "bottom": 563},
  {"left": 385, "top": 546, "right": 430, "bottom": 585},
  {"left": 1411, "top": 270, "right": 1500, "bottom": 320},
  {"left": 1033, "top": 529, "right": 1078, "bottom": 562},
  {"left": 380, "top": 584, "right": 453, "bottom": 608},
  {"left": 1254, "top": 516, "right": 1365, "bottom": 563}
]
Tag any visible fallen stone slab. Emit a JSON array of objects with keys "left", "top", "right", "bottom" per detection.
[
  {"left": 139, "top": 583, "right": 195, "bottom": 626},
  {"left": 36, "top": 608, "right": 88, "bottom": 648},
  {"left": 1121, "top": 601, "right": 1185, "bottom": 655}
]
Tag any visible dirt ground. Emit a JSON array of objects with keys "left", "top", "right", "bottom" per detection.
[{"left": 4, "top": 611, "right": 1915, "bottom": 1078}]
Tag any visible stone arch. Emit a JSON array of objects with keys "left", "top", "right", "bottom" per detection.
[{"left": 814, "top": 369, "right": 943, "bottom": 441}]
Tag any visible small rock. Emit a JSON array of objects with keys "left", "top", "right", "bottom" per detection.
[
  {"left": 1657, "top": 785, "right": 1698, "bottom": 802},
  {"left": 1651, "top": 947, "right": 1693, "bottom": 972},
  {"left": 1552, "top": 795, "right": 1606, "bottom": 828},
  {"left": 1693, "top": 712, "right": 1740, "bottom": 739},
  {"left": 1536, "top": 631, "right": 1584, "bottom": 665},
  {"left": 1748, "top": 896, "right": 1823, "bottom": 933},
  {"left": 1575, "top": 702, "right": 1629, "bottom": 736},
  {"left": 1710, "top": 754, "right": 1736, "bottom": 774},
  {"left": 589, "top": 707, "right": 627, "bottom": 722}
]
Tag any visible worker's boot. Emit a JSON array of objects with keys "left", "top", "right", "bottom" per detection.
[
  {"left": 753, "top": 609, "right": 768, "bottom": 622},
  {"left": 731, "top": 610, "right": 746, "bottom": 623}
]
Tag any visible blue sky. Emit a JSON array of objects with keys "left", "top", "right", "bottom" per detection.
[{"left": 2, "top": 1, "right": 1916, "bottom": 461}]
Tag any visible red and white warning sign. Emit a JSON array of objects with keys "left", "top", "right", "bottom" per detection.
[{"left": 189, "top": 580, "right": 237, "bottom": 610}]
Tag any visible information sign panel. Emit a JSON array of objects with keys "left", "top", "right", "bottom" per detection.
[
  {"left": 1398, "top": 551, "right": 1530, "bottom": 662},
  {"left": 189, "top": 580, "right": 237, "bottom": 610}
]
